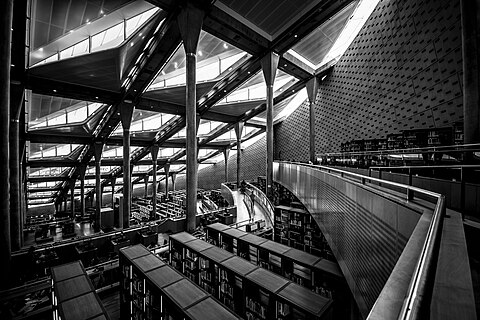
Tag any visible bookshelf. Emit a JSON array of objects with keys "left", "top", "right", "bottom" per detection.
[
  {"left": 169, "top": 232, "right": 333, "bottom": 320},
  {"left": 51, "top": 261, "right": 110, "bottom": 320},
  {"left": 120, "top": 244, "right": 240, "bottom": 320}
]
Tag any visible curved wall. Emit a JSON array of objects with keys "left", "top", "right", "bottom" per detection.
[{"left": 273, "top": 162, "right": 427, "bottom": 317}]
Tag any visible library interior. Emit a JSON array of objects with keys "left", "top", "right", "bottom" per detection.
[{"left": 0, "top": 0, "right": 480, "bottom": 319}]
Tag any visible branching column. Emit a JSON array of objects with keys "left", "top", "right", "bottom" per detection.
[
  {"left": 79, "top": 165, "right": 86, "bottom": 217},
  {"left": 306, "top": 77, "right": 319, "bottom": 163},
  {"left": 151, "top": 145, "right": 159, "bottom": 220},
  {"left": 164, "top": 163, "right": 170, "bottom": 195},
  {"left": 177, "top": 2, "right": 205, "bottom": 232},
  {"left": 234, "top": 122, "right": 244, "bottom": 188},
  {"left": 223, "top": 148, "right": 230, "bottom": 182},
  {"left": 93, "top": 142, "right": 103, "bottom": 231},
  {"left": 261, "top": 52, "right": 279, "bottom": 199},
  {"left": 120, "top": 104, "right": 134, "bottom": 229}
]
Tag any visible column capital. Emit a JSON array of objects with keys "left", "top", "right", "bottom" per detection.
[
  {"left": 261, "top": 52, "right": 280, "bottom": 87},
  {"left": 306, "top": 76, "right": 320, "bottom": 104}
]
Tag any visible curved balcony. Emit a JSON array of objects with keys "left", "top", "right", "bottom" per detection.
[{"left": 273, "top": 161, "right": 475, "bottom": 319}]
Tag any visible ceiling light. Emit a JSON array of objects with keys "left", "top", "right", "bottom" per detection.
[
  {"left": 139, "top": 33, "right": 142, "bottom": 37},
  {"left": 284, "top": 64, "right": 287, "bottom": 67},
  {"left": 95, "top": 96, "right": 99, "bottom": 99},
  {"left": 53, "top": 89, "right": 57, "bottom": 92},
  {"left": 223, "top": 43, "right": 228, "bottom": 49},
  {"left": 130, "top": 42, "right": 134, "bottom": 47},
  {"left": 294, "top": 34, "right": 298, "bottom": 38},
  {"left": 39, "top": 48, "right": 43, "bottom": 51},
  {"left": 321, "top": 75, "right": 327, "bottom": 81},
  {"left": 197, "top": 50, "right": 202, "bottom": 56},
  {"left": 69, "top": 30, "right": 74, "bottom": 33},
  {"left": 100, "top": 10, "right": 104, "bottom": 14}
]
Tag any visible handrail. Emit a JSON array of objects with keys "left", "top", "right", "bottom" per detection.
[
  {"left": 277, "top": 161, "right": 446, "bottom": 319},
  {"left": 316, "top": 142, "right": 480, "bottom": 157},
  {"left": 369, "top": 164, "right": 480, "bottom": 170},
  {"left": 246, "top": 182, "right": 275, "bottom": 227}
]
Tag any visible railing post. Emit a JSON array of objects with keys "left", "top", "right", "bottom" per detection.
[
  {"left": 378, "top": 169, "right": 382, "bottom": 187},
  {"left": 407, "top": 168, "right": 414, "bottom": 201}
]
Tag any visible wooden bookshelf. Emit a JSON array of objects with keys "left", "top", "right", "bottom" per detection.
[
  {"left": 170, "top": 232, "right": 333, "bottom": 320},
  {"left": 120, "top": 244, "right": 240, "bottom": 320},
  {"left": 51, "top": 260, "right": 110, "bottom": 320}
]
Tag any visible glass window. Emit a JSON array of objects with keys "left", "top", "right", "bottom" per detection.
[
  {"left": 126, "top": 7, "right": 159, "bottom": 38},
  {"left": 47, "top": 113, "right": 66, "bottom": 126},
  {"left": 67, "top": 106, "right": 88, "bottom": 123}
]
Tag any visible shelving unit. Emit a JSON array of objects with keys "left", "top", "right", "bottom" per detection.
[
  {"left": 274, "top": 205, "right": 331, "bottom": 257},
  {"left": 120, "top": 244, "right": 240, "bottom": 320},
  {"left": 169, "top": 232, "right": 333, "bottom": 320},
  {"left": 205, "top": 223, "right": 346, "bottom": 301},
  {"left": 51, "top": 260, "right": 110, "bottom": 320}
]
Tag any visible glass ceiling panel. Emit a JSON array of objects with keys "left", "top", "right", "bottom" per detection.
[
  {"left": 158, "top": 148, "right": 184, "bottom": 158},
  {"left": 172, "top": 120, "right": 224, "bottom": 139},
  {"left": 133, "top": 165, "right": 152, "bottom": 173},
  {"left": 29, "top": 167, "right": 71, "bottom": 177},
  {"left": 28, "top": 96, "right": 106, "bottom": 130},
  {"left": 28, "top": 181, "right": 63, "bottom": 188},
  {"left": 147, "top": 31, "right": 251, "bottom": 91},
  {"left": 288, "top": 0, "right": 380, "bottom": 69},
  {"left": 86, "top": 165, "right": 115, "bottom": 175},
  {"left": 211, "top": 126, "right": 259, "bottom": 142},
  {"left": 216, "top": 69, "right": 296, "bottom": 105},
  {"left": 75, "top": 179, "right": 97, "bottom": 186},
  {"left": 102, "top": 146, "right": 141, "bottom": 159},
  {"left": 28, "top": 191, "right": 57, "bottom": 197},
  {"left": 28, "top": 143, "right": 83, "bottom": 160},
  {"left": 31, "top": 7, "right": 160, "bottom": 67},
  {"left": 111, "top": 110, "right": 177, "bottom": 136}
]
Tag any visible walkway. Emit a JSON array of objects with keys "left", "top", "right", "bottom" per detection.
[{"left": 231, "top": 190, "right": 273, "bottom": 229}]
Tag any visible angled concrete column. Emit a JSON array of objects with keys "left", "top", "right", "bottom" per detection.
[
  {"left": 306, "top": 77, "right": 319, "bottom": 163},
  {"left": 69, "top": 178, "right": 75, "bottom": 219},
  {"left": 223, "top": 148, "right": 230, "bottom": 182},
  {"left": 261, "top": 52, "right": 279, "bottom": 199},
  {"left": 79, "top": 165, "right": 87, "bottom": 217},
  {"left": 110, "top": 176, "right": 116, "bottom": 207},
  {"left": 144, "top": 174, "right": 148, "bottom": 198},
  {"left": 164, "top": 163, "right": 170, "bottom": 195},
  {"left": 151, "top": 145, "right": 159, "bottom": 220},
  {"left": 0, "top": 0, "right": 13, "bottom": 287},
  {"left": 93, "top": 142, "right": 103, "bottom": 231},
  {"left": 234, "top": 122, "right": 244, "bottom": 188},
  {"left": 461, "top": 0, "right": 480, "bottom": 150},
  {"left": 171, "top": 173, "right": 177, "bottom": 192},
  {"left": 177, "top": 2, "right": 205, "bottom": 232},
  {"left": 120, "top": 104, "right": 134, "bottom": 228}
]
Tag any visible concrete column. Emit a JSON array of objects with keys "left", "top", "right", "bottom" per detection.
[
  {"left": 144, "top": 174, "right": 148, "bottom": 198},
  {"left": 93, "top": 142, "right": 103, "bottom": 231},
  {"left": 79, "top": 165, "right": 86, "bottom": 216},
  {"left": 223, "top": 148, "right": 230, "bottom": 182},
  {"left": 69, "top": 179, "right": 75, "bottom": 219},
  {"left": 461, "top": 0, "right": 480, "bottom": 146},
  {"left": 0, "top": 0, "right": 13, "bottom": 287},
  {"left": 10, "top": 108, "right": 21, "bottom": 251},
  {"left": 261, "top": 52, "right": 279, "bottom": 199},
  {"left": 151, "top": 145, "right": 159, "bottom": 220},
  {"left": 120, "top": 104, "right": 134, "bottom": 229},
  {"left": 111, "top": 176, "right": 116, "bottom": 207},
  {"left": 177, "top": 2, "right": 205, "bottom": 232},
  {"left": 306, "top": 77, "right": 319, "bottom": 163},
  {"left": 234, "top": 122, "right": 244, "bottom": 188},
  {"left": 171, "top": 173, "right": 177, "bottom": 192},
  {"left": 164, "top": 163, "right": 170, "bottom": 195}
]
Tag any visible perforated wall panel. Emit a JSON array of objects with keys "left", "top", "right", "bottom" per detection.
[{"left": 275, "top": 0, "right": 463, "bottom": 154}]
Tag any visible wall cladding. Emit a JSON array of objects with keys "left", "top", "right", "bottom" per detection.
[
  {"left": 276, "top": 0, "right": 463, "bottom": 154},
  {"left": 315, "top": 0, "right": 463, "bottom": 153},
  {"left": 173, "top": 136, "right": 267, "bottom": 191},
  {"left": 274, "top": 99, "right": 311, "bottom": 162}
]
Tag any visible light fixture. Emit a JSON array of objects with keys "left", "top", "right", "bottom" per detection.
[
  {"left": 197, "top": 50, "right": 202, "bottom": 56},
  {"left": 223, "top": 43, "right": 228, "bottom": 49},
  {"left": 294, "top": 34, "right": 298, "bottom": 38},
  {"left": 130, "top": 42, "right": 134, "bottom": 47},
  {"left": 53, "top": 89, "right": 57, "bottom": 93},
  {"left": 39, "top": 48, "right": 43, "bottom": 51}
]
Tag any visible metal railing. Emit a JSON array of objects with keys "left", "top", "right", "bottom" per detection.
[
  {"left": 278, "top": 161, "right": 446, "bottom": 319},
  {"left": 316, "top": 142, "right": 480, "bottom": 158},
  {"left": 246, "top": 181, "right": 275, "bottom": 227}
]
